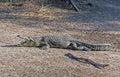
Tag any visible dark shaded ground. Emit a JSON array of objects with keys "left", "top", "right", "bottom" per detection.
[{"left": 0, "top": 0, "right": 120, "bottom": 77}]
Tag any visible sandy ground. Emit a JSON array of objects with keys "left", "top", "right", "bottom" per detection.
[{"left": 0, "top": 0, "right": 120, "bottom": 77}]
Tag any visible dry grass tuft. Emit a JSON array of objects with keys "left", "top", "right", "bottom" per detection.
[{"left": 0, "top": 2, "right": 63, "bottom": 20}]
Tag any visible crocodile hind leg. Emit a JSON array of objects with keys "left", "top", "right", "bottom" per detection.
[
  {"left": 68, "top": 43, "right": 91, "bottom": 51},
  {"left": 77, "top": 46, "right": 91, "bottom": 51}
]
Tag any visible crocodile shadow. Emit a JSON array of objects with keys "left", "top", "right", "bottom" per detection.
[
  {"left": 65, "top": 53, "right": 109, "bottom": 69},
  {"left": 1, "top": 45, "right": 19, "bottom": 47}
]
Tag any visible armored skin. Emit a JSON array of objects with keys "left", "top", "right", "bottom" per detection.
[{"left": 17, "top": 35, "right": 111, "bottom": 51}]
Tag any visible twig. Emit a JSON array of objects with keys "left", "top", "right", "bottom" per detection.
[
  {"left": 65, "top": 53, "right": 109, "bottom": 69},
  {"left": 69, "top": 0, "right": 80, "bottom": 12}
]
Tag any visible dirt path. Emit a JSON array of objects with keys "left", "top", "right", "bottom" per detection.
[{"left": 0, "top": 0, "right": 120, "bottom": 77}]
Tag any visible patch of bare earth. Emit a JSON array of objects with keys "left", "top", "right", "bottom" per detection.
[{"left": 0, "top": 1, "right": 120, "bottom": 77}]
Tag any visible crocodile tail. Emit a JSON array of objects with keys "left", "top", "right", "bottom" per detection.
[{"left": 87, "top": 44, "right": 111, "bottom": 51}]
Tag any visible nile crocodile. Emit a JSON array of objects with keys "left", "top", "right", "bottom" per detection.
[{"left": 16, "top": 35, "right": 111, "bottom": 51}]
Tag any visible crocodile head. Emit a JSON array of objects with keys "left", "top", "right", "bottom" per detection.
[{"left": 16, "top": 35, "right": 40, "bottom": 47}]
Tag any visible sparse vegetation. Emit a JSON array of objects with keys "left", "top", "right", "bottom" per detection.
[{"left": 0, "top": 0, "right": 120, "bottom": 77}]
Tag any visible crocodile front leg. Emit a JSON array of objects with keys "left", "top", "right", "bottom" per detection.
[{"left": 39, "top": 42, "right": 50, "bottom": 50}]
